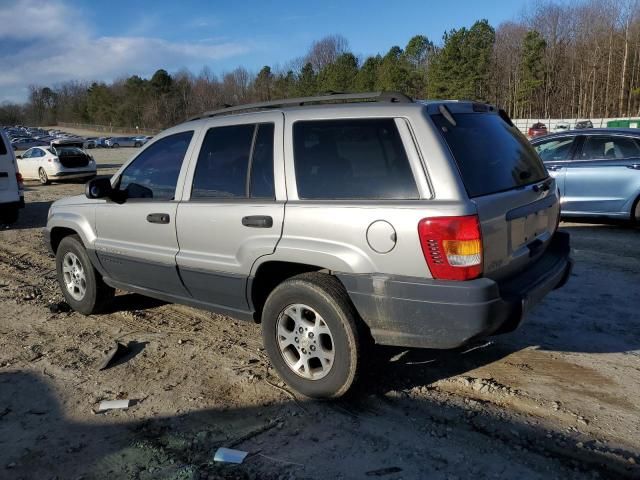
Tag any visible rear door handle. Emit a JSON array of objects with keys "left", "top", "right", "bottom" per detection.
[
  {"left": 547, "top": 165, "right": 563, "bottom": 171},
  {"left": 242, "top": 215, "right": 273, "bottom": 228},
  {"left": 627, "top": 164, "right": 640, "bottom": 170},
  {"left": 146, "top": 213, "right": 170, "bottom": 224}
]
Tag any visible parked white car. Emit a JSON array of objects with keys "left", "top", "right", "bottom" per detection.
[
  {"left": 17, "top": 141, "right": 96, "bottom": 185},
  {"left": 0, "top": 130, "right": 24, "bottom": 224}
]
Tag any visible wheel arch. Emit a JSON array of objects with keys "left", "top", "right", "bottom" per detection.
[
  {"left": 248, "top": 260, "right": 345, "bottom": 323},
  {"left": 48, "top": 213, "right": 96, "bottom": 254}
]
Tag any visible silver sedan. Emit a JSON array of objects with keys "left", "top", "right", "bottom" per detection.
[{"left": 532, "top": 128, "right": 640, "bottom": 222}]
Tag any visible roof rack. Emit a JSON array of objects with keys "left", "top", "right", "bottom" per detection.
[{"left": 188, "top": 91, "right": 413, "bottom": 121}]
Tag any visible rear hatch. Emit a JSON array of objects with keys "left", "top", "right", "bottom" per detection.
[
  {"left": 52, "top": 145, "right": 90, "bottom": 168},
  {"left": 431, "top": 105, "right": 559, "bottom": 281}
]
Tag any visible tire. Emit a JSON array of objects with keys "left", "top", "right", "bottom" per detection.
[
  {"left": 38, "top": 168, "right": 50, "bottom": 185},
  {"left": 632, "top": 195, "right": 640, "bottom": 224},
  {"left": 55, "top": 235, "right": 114, "bottom": 315},
  {"left": 112, "top": 143, "right": 120, "bottom": 148},
  {"left": 134, "top": 142, "right": 141, "bottom": 148},
  {"left": 0, "top": 207, "right": 19, "bottom": 225},
  {"left": 261, "top": 272, "right": 362, "bottom": 398}
]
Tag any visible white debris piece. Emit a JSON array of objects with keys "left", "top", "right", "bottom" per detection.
[
  {"left": 98, "top": 399, "right": 131, "bottom": 412},
  {"left": 214, "top": 447, "right": 249, "bottom": 464}
]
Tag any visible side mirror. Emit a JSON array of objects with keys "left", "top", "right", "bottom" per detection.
[{"left": 85, "top": 176, "right": 113, "bottom": 199}]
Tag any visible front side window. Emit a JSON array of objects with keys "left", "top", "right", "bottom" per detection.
[
  {"left": 534, "top": 138, "right": 575, "bottom": 162},
  {"left": 580, "top": 136, "right": 640, "bottom": 160},
  {"left": 293, "top": 119, "right": 418, "bottom": 200},
  {"left": 191, "top": 123, "right": 275, "bottom": 199},
  {"left": 119, "top": 131, "right": 193, "bottom": 200}
]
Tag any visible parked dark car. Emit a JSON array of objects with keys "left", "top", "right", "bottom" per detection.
[
  {"left": 528, "top": 122, "right": 548, "bottom": 138},
  {"left": 574, "top": 120, "right": 594, "bottom": 129}
]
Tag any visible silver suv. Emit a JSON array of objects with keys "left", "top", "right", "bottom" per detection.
[{"left": 45, "top": 92, "right": 573, "bottom": 398}]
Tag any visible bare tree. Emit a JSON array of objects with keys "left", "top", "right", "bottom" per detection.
[{"left": 304, "top": 34, "right": 349, "bottom": 72}]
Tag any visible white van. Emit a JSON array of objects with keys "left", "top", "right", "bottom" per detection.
[{"left": 0, "top": 130, "right": 25, "bottom": 224}]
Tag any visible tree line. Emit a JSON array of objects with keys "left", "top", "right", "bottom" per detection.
[{"left": 1, "top": 0, "right": 639, "bottom": 129}]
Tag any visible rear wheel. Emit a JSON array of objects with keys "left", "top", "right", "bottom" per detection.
[
  {"left": 38, "top": 168, "right": 49, "bottom": 185},
  {"left": 56, "top": 235, "right": 114, "bottom": 314},
  {"left": 134, "top": 142, "right": 142, "bottom": 147},
  {"left": 112, "top": 143, "right": 120, "bottom": 148},
  {"left": 261, "top": 273, "right": 361, "bottom": 398}
]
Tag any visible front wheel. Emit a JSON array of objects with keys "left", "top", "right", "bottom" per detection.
[
  {"left": 633, "top": 195, "right": 640, "bottom": 224},
  {"left": 38, "top": 168, "right": 49, "bottom": 185},
  {"left": 261, "top": 273, "right": 362, "bottom": 398},
  {"left": 56, "top": 235, "right": 114, "bottom": 314}
]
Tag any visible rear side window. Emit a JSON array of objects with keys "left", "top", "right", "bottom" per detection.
[
  {"left": 432, "top": 113, "right": 547, "bottom": 198},
  {"left": 580, "top": 136, "right": 640, "bottom": 160},
  {"left": 293, "top": 119, "right": 418, "bottom": 200},
  {"left": 535, "top": 138, "right": 575, "bottom": 162},
  {"left": 191, "top": 123, "right": 275, "bottom": 199},
  {"left": 119, "top": 131, "right": 193, "bottom": 200}
]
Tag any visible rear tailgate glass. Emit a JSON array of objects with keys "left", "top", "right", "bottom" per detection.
[{"left": 431, "top": 113, "right": 547, "bottom": 198}]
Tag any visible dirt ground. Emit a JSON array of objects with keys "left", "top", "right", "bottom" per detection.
[{"left": 0, "top": 148, "right": 639, "bottom": 479}]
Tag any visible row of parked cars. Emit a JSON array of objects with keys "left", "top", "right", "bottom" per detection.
[
  {"left": 527, "top": 120, "right": 594, "bottom": 138},
  {"left": 86, "top": 135, "right": 153, "bottom": 149},
  {"left": 4, "top": 126, "right": 152, "bottom": 151}
]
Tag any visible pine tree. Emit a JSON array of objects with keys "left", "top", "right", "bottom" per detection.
[
  {"left": 517, "top": 31, "right": 546, "bottom": 117},
  {"left": 316, "top": 53, "right": 358, "bottom": 92}
]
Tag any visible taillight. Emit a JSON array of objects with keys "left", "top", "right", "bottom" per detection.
[
  {"left": 16, "top": 172, "right": 24, "bottom": 190},
  {"left": 418, "top": 215, "right": 483, "bottom": 281}
]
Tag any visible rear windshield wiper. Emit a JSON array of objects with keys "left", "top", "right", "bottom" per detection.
[{"left": 438, "top": 104, "right": 457, "bottom": 127}]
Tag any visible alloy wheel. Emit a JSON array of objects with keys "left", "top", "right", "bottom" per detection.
[
  {"left": 62, "top": 252, "right": 87, "bottom": 301},
  {"left": 276, "top": 303, "right": 335, "bottom": 380}
]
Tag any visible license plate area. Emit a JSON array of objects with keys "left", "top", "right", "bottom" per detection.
[{"left": 510, "top": 208, "right": 550, "bottom": 250}]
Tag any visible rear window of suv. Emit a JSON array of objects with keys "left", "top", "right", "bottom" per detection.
[
  {"left": 293, "top": 118, "right": 418, "bottom": 200},
  {"left": 431, "top": 113, "right": 547, "bottom": 198}
]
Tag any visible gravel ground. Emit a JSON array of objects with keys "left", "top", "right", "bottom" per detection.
[{"left": 0, "top": 148, "right": 638, "bottom": 479}]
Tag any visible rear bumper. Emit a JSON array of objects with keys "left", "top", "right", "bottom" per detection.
[
  {"left": 337, "top": 231, "right": 573, "bottom": 349},
  {"left": 49, "top": 170, "right": 96, "bottom": 180}
]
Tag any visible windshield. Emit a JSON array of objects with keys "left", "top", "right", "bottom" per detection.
[{"left": 432, "top": 112, "right": 548, "bottom": 198}]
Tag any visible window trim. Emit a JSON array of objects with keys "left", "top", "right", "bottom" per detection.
[
  {"left": 290, "top": 117, "right": 421, "bottom": 201},
  {"left": 188, "top": 122, "right": 276, "bottom": 202}
]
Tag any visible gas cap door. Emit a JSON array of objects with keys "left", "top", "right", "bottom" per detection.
[{"left": 366, "top": 220, "right": 397, "bottom": 254}]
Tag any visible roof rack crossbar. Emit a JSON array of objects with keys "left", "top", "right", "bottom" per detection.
[{"left": 188, "top": 91, "right": 412, "bottom": 121}]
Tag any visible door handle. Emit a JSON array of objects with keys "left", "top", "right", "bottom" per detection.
[
  {"left": 627, "top": 164, "right": 640, "bottom": 170},
  {"left": 242, "top": 215, "right": 273, "bottom": 228},
  {"left": 547, "top": 165, "right": 563, "bottom": 171},
  {"left": 146, "top": 213, "right": 170, "bottom": 224}
]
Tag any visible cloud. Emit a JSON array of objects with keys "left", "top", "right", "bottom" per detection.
[{"left": 0, "top": 0, "right": 251, "bottom": 102}]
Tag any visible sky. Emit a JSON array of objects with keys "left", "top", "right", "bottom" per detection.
[{"left": 0, "top": 0, "right": 530, "bottom": 103}]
